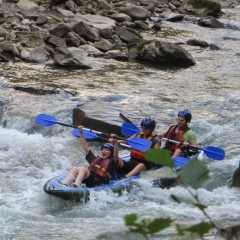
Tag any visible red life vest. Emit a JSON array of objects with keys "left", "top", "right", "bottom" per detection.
[
  {"left": 165, "top": 125, "right": 189, "bottom": 152},
  {"left": 130, "top": 132, "right": 156, "bottom": 161},
  {"left": 88, "top": 156, "right": 112, "bottom": 179}
]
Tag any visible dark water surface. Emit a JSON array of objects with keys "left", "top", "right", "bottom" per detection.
[{"left": 0, "top": 6, "right": 240, "bottom": 239}]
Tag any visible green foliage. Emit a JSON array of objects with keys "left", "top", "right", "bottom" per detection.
[
  {"left": 125, "top": 214, "right": 173, "bottom": 235},
  {"left": 141, "top": 167, "right": 178, "bottom": 180},
  {"left": 188, "top": 0, "right": 221, "bottom": 11},
  {"left": 177, "top": 222, "right": 213, "bottom": 237},
  {"left": 97, "top": 148, "right": 240, "bottom": 239},
  {"left": 145, "top": 148, "right": 174, "bottom": 168},
  {"left": 178, "top": 157, "right": 211, "bottom": 189}
]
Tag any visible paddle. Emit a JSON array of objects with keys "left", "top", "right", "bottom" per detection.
[
  {"left": 35, "top": 114, "right": 152, "bottom": 151},
  {"left": 174, "top": 157, "right": 190, "bottom": 168},
  {"left": 73, "top": 129, "right": 191, "bottom": 168},
  {"left": 72, "top": 128, "right": 132, "bottom": 149},
  {"left": 121, "top": 122, "right": 141, "bottom": 136},
  {"left": 121, "top": 122, "right": 225, "bottom": 160}
]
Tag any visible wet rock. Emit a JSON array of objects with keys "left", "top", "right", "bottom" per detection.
[
  {"left": 180, "top": 0, "right": 222, "bottom": 16},
  {"left": 119, "top": 5, "right": 149, "bottom": 21},
  {"left": 93, "top": 39, "right": 114, "bottom": 52},
  {"left": 18, "top": 11, "right": 39, "bottom": 21},
  {"left": 111, "top": 13, "right": 132, "bottom": 22},
  {"left": 166, "top": 14, "right": 184, "bottom": 22},
  {"left": 99, "top": 28, "right": 113, "bottom": 39},
  {"left": 46, "top": 35, "right": 67, "bottom": 48},
  {"left": 17, "top": 0, "right": 40, "bottom": 11},
  {"left": 186, "top": 39, "right": 209, "bottom": 47},
  {"left": 0, "top": 26, "right": 7, "bottom": 40},
  {"left": 13, "top": 85, "right": 60, "bottom": 95},
  {"left": 66, "top": 31, "right": 86, "bottom": 47},
  {"left": 114, "top": 26, "right": 141, "bottom": 44},
  {"left": 53, "top": 47, "right": 97, "bottom": 68},
  {"left": 73, "top": 14, "right": 116, "bottom": 29},
  {"left": 209, "top": 43, "right": 220, "bottom": 50},
  {"left": 73, "top": 105, "right": 126, "bottom": 139},
  {"left": 15, "top": 32, "right": 46, "bottom": 48},
  {"left": 134, "top": 20, "right": 151, "bottom": 30},
  {"left": 72, "top": 21, "right": 100, "bottom": 42},
  {"left": 78, "top": 44, "right": 104, "bottom": 56},
  {"left": 29, "top": 47, "right": 47, "bottom": 63},
  {"left": 129, "top": 39, "right": 196, "bottom": 66},
  {"left": 231, "top": 162, "right": 240, "bottom": 188},
  {"left": 49, "top": 23, "right": 72, "bottom": 38},
  {"left": 198, "top": 17, "right": 225, "bottom": 28},
  {"left": 0, "top": 0, "right": 234, "bottom": 68}
]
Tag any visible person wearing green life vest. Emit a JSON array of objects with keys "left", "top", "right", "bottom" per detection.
[{"left": 158, "top": 109, "right": 198, "bottom": 158}]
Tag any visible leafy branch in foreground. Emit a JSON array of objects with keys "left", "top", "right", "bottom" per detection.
[{"left": 97, "top": 149, "right": 240, "bottom": 240}]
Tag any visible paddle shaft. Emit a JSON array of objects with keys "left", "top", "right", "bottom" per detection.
[{"left": 73, "top": 129, "right": 131, "bottom": 149}]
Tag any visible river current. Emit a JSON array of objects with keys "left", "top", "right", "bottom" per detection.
[{"left": 0, "top": 5, "right": 240, "bottom": 240}]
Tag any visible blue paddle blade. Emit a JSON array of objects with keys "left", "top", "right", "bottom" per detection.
[
  {"left": 203, "top": 146, "right": 225, "bottom": 160},
  {"left": 121, "top": 122, "right": 140, "bottom": 136},
  {"left": 174, "top": 157, "right": 190, "bottom": 168},
  {"left": 72, "top": 128, "right": 98, "bottom": 139},
  {"left": 127, "top": 138, "right": 152, "bottom": 151},
  {"left": 35, "top": 114, "right": 57, "bottom": 126}
]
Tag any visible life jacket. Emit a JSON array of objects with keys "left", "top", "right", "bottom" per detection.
[
  {"left": 88, "top": 156, "right": 112, "bottom": 179},
  {"left": 130, "top": 132, "right": 156, "bottom": 161},
  {"left": 165, "top": 125, "right": 190, "bottom": 152}
]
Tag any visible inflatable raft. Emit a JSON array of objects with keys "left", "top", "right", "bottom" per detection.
[{"left": 43, "top": 156, "right": 177, "bottom": 201}]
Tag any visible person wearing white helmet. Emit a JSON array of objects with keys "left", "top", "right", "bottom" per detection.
[
  {"left": 158, "top": 109, "right": 198, "bottom": 158},
  {"left": 60, "top": 126, "right": 121, "bottom": 188},
  {"left": 116, "top": 117, "right": 161, "bottom": 179}
]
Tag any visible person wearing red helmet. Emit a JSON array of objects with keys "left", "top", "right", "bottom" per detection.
[
  {"left": 60, "top": 126, "right": 120, "bottom": 188},
  {"left": 116, "top": 117, "right": 161, "bottom": 179},
  {"left": 158, "top": 109, "right": 198, "bottom": 158}
]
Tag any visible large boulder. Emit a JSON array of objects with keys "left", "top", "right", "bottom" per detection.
[
  {"left": 119, "top": 5, "right": 149, "bottom": 21},
  {"left": 52, "top": 47, "right": 98, "bottom": 68},
  {"left": 72, "top": 102, "right": 129, "bottom": 139},
  {"left": 129, "top": 40, "right": 195, "bottom": 66},
  {"left": 180, "top": 0, "right": 222, "bottom": 16},
  {"left": 231, "top": 162, "right": 240, "bottom": 188}
]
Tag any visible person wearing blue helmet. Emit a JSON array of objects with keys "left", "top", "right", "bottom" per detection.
[
  {"left": 60, "top": 126, "right": 121, "bottom": 188},
  {"left": 116, "top": 117, "right": 161, "bottom": 179},
  {"left": 158, "top": 110, "right": 198, "bottom": 158}
]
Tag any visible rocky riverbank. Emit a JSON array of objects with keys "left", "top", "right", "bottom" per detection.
[{"left": 0, "top": 0, "right": 239, "bottom": 68}]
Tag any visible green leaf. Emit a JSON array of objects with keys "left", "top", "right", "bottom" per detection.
[
  {"left": 145, "top": 148, "right": 174, "bottom": 168},
  {"left": 176, "top": 221, "right": 213, "bottom": 237},
  {"left": 124, "top": 215, "right": 174, "bottom": 235},
  {"left": 170, "top": 194, "right": 182, "bottom": 204},
  {"left": 125, "top": 214, "right": 138, "bottom": 226},
  {"left": 178, "top": 158, "right": 211, "bottom": 189},
  {"left": 193, "top": 203, "right": 208, "bottom": 210},
  {"left": 141, "top": 167, "right": 178, "bottom": 180}
]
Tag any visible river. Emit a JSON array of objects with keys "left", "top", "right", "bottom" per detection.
[{"left": 0, "top": 5, "right": 240, "bottom": 240}]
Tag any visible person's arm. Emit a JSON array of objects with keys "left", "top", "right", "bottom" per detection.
[
  {"left": 158, "top": 131, "right": 167, "bottom": 138},
  {"left": 153, "top": 137, "right": 161, "bottom": 149},
  {"left": 110, "top": 134, "right": 119, "bottom": 164},
  {"left": 182, "top": 130, "right": 198, "bottom": 148},
  {"left": 117, "top": 133, "right": 137, "bottom": 144},
  {"left": 78, "top": 125, "right": 89, "bottom": 154},
  {"left": 109, "top": 134, "right": 124, "bottom": 167}
]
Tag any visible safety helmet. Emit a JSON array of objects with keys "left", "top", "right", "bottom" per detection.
[
  {"left": 178, "top": 109, "right": 192, "bottom": 123},
  {"left": 140, "top": 117, "right": 156, "bottom": 130},
  {"left": 101, "top": 143, "right": 114, "bottom": 152}
]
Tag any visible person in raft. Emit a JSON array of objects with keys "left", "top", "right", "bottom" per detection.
[
  {"left": 115, "top": 117, "right": 161, "bottom": 179},
  {"left": 60, "top": 126, "right": 120, "bottom": 188},
  {"left": 158, "top": 109, "right": 198, "bottom": 158}
]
